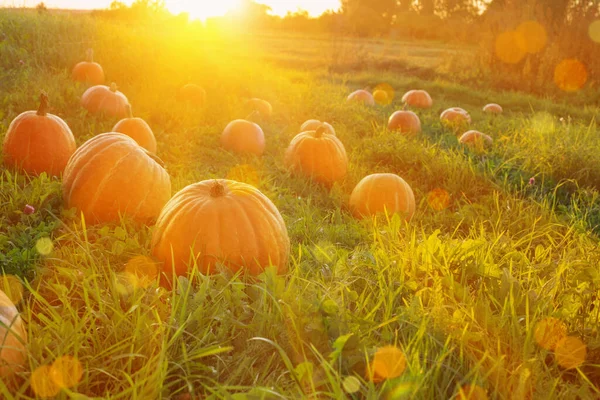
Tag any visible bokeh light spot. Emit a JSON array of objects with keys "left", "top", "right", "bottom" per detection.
[
  {"left": 555, "top": 336, "right": 586, "bottom": 369},
  {"left": 589, "top": 20, "right": 600, "bottom": 43},
  {"left": 0, "top": 274, "right": 24, "bottom": 304},
  {"left": 342, "top": 376, "right": 361, "bottom": 393},
  {"left": 35, "top": 237, "right": 54, "bottom": 255},
  {"left": 495, "top": 31, "right": 526, "bottom": 64},
  {"left": 115, "top": 272, "right": 136, "bottom": 296},
  {"left": 125, "top": 255, "right": 158, "bottom": 288},
  {"left": 373, "top": 90, "right": 390, "bottom": 105},
  {"left": 533, "top": 317, "right": 567, "bottom": 350},
  {"left": 374, "top": 83, "right": 395, "bottom": 104},
  {"left": 554, "top": 59, "right": 588, "bottom": 92},
  {"left": 50, "top": 355, "right": 83, "bottom": 388},
  {"left": 227, "top": 164, "right": 260, "bottom": 187},
  {"left": 427, "top": 188, "right": 450, "bottom": 211},
  {"left": 516, "top": 21, "right": 547, "bottom": 54},
  {"left": 31, "top": 365, "right": 61, "bottom": 398},
  {"left": 370, "top": 345, "right": 406, "bottom": 382},
  {"left": 455, "top": 385, "right": 489, "bottom": 400}
]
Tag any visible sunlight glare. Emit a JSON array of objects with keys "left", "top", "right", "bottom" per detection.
[
  {"left": 166, "top": 0, "right": 242, "bottom": 20},
  {"left": 555, "top": 336, "right": 586, "bottom": 369},
  {"left": 554, "top": 59, "right": 588, "bottom": 92},
  {"left": 590, "top": 20, "right": 600, "bottom": 43}
]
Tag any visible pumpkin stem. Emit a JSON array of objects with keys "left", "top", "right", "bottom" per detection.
[
  {"left": 210, "top": 180, "right": 226, "bottom": 197},
  {"left": 142, "top": 148, "right": 165, "bottom": 168},
  {"left": 86, "top": 48, "right": 94, "bottom": 63},
  {"left": 314, "top": 125, "right": 327, "bottom": 138},
  {"left": 126, "top": 104, "right": 133, "bottom": 119},
  {"left": 37, "top": 91, "right": 49, "bottom": 116},
  {"left": 110, "top": 82, "right": 118, "bottom": 92}
]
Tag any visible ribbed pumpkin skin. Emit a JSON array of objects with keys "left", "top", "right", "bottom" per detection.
[
  {"left": 350, "top": 173, "right": 416, "bottom": 220},
  {"left": 151, "top": 179, "right": 290, "bottom": 279},
  {"left": 0, "top": 289, "right": 27, "bottom": 379},
  {"left": 300, "top": 120, "right": 336, "bottom": 136},
  {"left": 285, "top": 130, "right": 348, "bottom": 186},
  {"left": 221, "top": 120, "right": 265, "bottom": 156},
  {"left": 248, "top": 98, "right": 273, "bottom": 117},
  {"left": 81, "top": 85, "right": 129, "bottom": 118},
  {"left": 178, "top": 84, "right": 206, "bottom": 105},
  {"left": 62, "top": 133, "right": 171, "bottom": 224},
  {"left": 402, "top": 90, "right": 433, "bottom": 109},
  {"left": 112, "top": 117, "right": 157, "bottom": 153},
  {"left": 72, "top": 62, "right": 105, "bottom": 86},
  {"left": 388, "top": 111, "right": 421, "bottom": 136},
  {"left": 2, "top": 110, "right": 76, "bottom": 177},
  {"left": 347, "top": 90, "right": 375, "bottom": 106}
]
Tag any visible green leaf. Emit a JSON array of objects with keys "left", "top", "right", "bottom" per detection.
[{"left": 330, "top": 333, "right": 354, "bottom": 363}]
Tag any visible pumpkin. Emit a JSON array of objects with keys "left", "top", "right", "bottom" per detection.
[
  {"left": 373, "top": 90, "right": 389, "bottom": 105},
  {"left": 347, "top": 90, "right": 375, "bottom": 106},
  {"left": 0, "top": 289, "right": 27, "bottom": 379},
  {"left": 285, "top": 126, "right": 348, "bottom": 186},
  {"left": 2, "top": 92, "right": 76, "bottom": 177},
  {"left": 441, "top": 107, "right": 471, "bottom": 126},
  {"left": 62, "top": 132, "right": 171, "bottom": 224},
  {"left": 221, "top": 120, "right": 265, "bottom": 156},
  {"left": 248, "top": 98, "right": 273, "bottom": 118},
  {"left": 81, "top": 82, "right": 130, "bottom": 119},
  {"left": 71, "top": 48, "right": 105, "bottom": 86},
  {"left": 459, "top": 130, "right": 493, "bottom": 151},
  {"left": 112, "top": 105, "right": 157, "bottom": 153},
  {"left": 350, "top": 173, "right": 416, "bottom": 219},
  {"left": 300, "top": 120, "right": 336, "bottom": 136},
  {"left": 388, "top": 111, "right": 421, "bottom": 136},
  {"left": 178, "top": 84, "right": 206, "bottom": 105},
  {"left": 402, "top": 90, "right": 433, "bottom": 109},
  {"left": 483, "top": 103, "right": 503, "bottom": 114},
  {"left": 151, "top": 179, "right": 290, "bottom": 281}
]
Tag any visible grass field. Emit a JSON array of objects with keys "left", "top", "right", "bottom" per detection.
[{"left": 1, "top": 9, "right": 600, "bottom": 399}]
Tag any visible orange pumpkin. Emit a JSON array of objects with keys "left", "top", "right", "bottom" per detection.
[
  {"left": 0, "top": 289, "right": 27, "bottom": 379},
  {"left": 441, "top": 107, "right": 471, "bottom": 126},
  {"left": 71, "top": 48, "right": 105, "bottom": 86},
  {"left": 112, "top": 105, "right": 157, "bottom": 153},
  {"left": 350, "top": 173, "right": 416, "bottom": 219},
  {"left": 300, "top": 120, "right": 336, "bottom": 136},
  {"left": 81, "top": 83, "right": 130, "bottom": 119},
  {"left": 248, "top": 98, "right": 273, "bottom": 118},
  {"left": 178, "top": 84, "right": 206, "bottom": 105},
  {"left": 402, "top": 90, "right": 433, "bottom": 109},
  {"left": 285, "top": 126, "right": 348, "bottom": 186},
  {"left": 221, "top": 120, "right": 265, "bottom": 156},
  {"left": 2, "top": 92, "right": 76, "bottom": 177},
  {"left": 62, "top": 132, "right": 171, "bottom": 224},
  {"left": 459, "top": 130, "right": 493, "bottom": 151},
  {"left": 347, "top": 90, "right": 375, "bottom": 106},
  {"left": 483, "top": 103, "right": 503, "bottom": 114},
  {"left": 388, "top": 111, "right": 421, "bottom": 136},
  {"left": 151, "top": 179, "right": 290, "bottom": 281}
]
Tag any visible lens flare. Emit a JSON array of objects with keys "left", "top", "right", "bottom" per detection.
[
  {"left": 35, "top": 237, "right": 54, "bottom": 255},
  {"left": 370, "top": 345, "right": 406, "bottom": 382},
  {"left": 454, "top": 385, "right": 488, "bottom": 400},
  {"left": 495, "top": 31, "right": 526, "bottom": 64},
  {"left": 31, "top": 365, "right": 61, "bottom": 398},
  {"left": 533, "top": 317, "right": 567, "bottom": 351},
  {"left": 589, "top": 20, "right": 600, "bottom": 43},
  {"left": 427, "top": 188, "right": 450, "bottom": 211},
  {"left": 125, "top": 255, "right": 158, "bottom": 288},
  {"left": 0, "top": 275, "right": 24, "bottom": 304},
  {"left": 555, "top": 336, "right": 586, "bottom": 369},
  {"left": 374, "top": 83, "right": 395, "bottom": 104},
  {"left": 554, "top": 59, "right": 588, "bottom": 92},
  {"left": 373, "top": 90, "right": 390, "bottom": 105},
  {"left": 50, "top": 355, "right": 83, "bottom": 388},
  {"left": 342, "top": 376, "right": 361, "bottom": 393},
  {"left": 516, "top": 21, "right": 547, "bottom": 54}
]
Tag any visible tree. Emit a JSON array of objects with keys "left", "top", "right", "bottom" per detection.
[{"left": 341, "top": 0, "right": 399, "bottom": 36}]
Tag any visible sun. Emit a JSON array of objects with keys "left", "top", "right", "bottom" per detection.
[{"left": 165, "top": 0, "right": 242, "bottom": 20}]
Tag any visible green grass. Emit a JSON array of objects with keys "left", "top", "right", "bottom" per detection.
[{"left": 1, "top": 9, "right": 600, "bottom": 399}]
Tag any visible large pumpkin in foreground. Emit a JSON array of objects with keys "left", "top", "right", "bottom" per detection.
[
  {"left": 81, "top": 83, "right": 130, "bottom": 118},
  {"left": 152, "top": 179, "right": 290, "bottom": 282},
  {"left": 2, "top": 92, "right": 76, "bottom": 177},
  {"left": 0, "top": 289, "right": 27, "bottom": 379},
  {"left": 112, "top": 105, "right": 157, "bottom": 153},
  {"left": 350, "top": 173, "right": 416, "bottom": 220},
  {"left": 221, "top": 120, "right": 265, "bottom": 156},
  {"left": 71, "top": 48, "right": 105, "bottom": 86},
  {"left": 285, "top": 126, "right": 348, "bottom": 186},
  {"left": 62, "top": 133, "right": 171, "bottom": 224}
]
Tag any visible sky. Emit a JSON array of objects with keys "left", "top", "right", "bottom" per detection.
[{"left": 0, "top": 0, "right": 341, "bottom": 18}]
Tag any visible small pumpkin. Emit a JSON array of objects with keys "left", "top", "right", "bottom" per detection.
[
  {"left": 221, "top": 120, "right": 265, "bottom": 156},
  {"left": 483, "top": 103, "right": 503, "bottom": 114},
  {"left": 441, "top": 107, "right": 471, "bottom": 126},
  {"left": 388, "top": 111, "right": 421, "bottom": 136},
  {"left": 373, "top": 90, "right": 389, "bottom": 105},
  {"left": 112, "top": 105, "right": 157, "bottom": 153},
  {"left": 248, "top": 98, "right": 273, "bottom": 118},
  {"left": 350, "top": 173, "right": 416, "bottom": 220},
  {"left": 285, "top": 126, "right": 348, "bottom": 186},
  {"left": 177, "top": 84, "right": 206, "bottom": 105},
  {"left": 347, "top": 90, "right": 375, "bottom": 106},
  {"left": 402, "top": 90, "right": 433, "bottom": 109},
  {"left": 71, "top": 48, "right": 105, "bottom": 86},
  {"left": 151, "top": 179, "right": 290, "bottom": 281},
  {"left": 62, "top": 132, "right": 171, "bottom": 224},
  {"left": 0, "top": 289, "right": 27, "bottom": 379},
  {"left": 2, "top": 92, "right": 76, "bottom": 177},
  {"left": 81, "top": 82, "right": 130, "bottom": 118},
  {"left": 300, "top": 120, "right": 336, "bottom": 136},
  {"left": 459, "top": 130, "right": 493, "bottom": 151}
]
